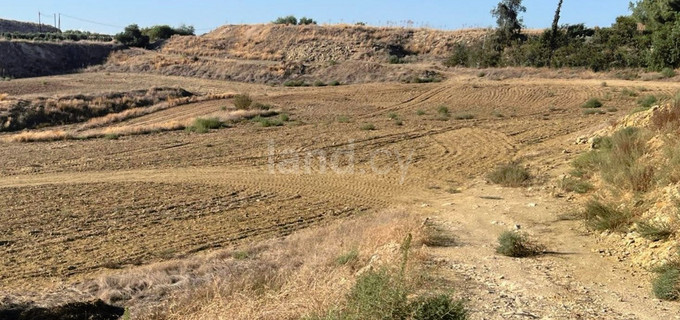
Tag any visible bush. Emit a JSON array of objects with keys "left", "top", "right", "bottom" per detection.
[
  {"left": 252, "top": 115, "right": 284, "bottom": 127},
  {"left": 313, "top": 80, "right": 327, "bottom": 87},
  {"left": 115, "top": 24, "right": 150, "bottom": 48},
  {"left": 141, "top": 24, "right": 194, "bottom": 42},
  {"left": 360, "top": 123, "right": 376, "bottom": 131},
  {"left": 298, "top": 17, "right": 317, "bottom": 25},
  {"left": 335, "top": 249, "right": 359, "bottom": 266},
  {"left": 233, "top": 94, "right": 253, "bottom": 109},
  {"left": 409, "top": 294, "right": 468, "bottom": 320},
  {"left": 453, "top": 113, "right": 475, "bottom": 120},
  {"left": 345, "top": 268, "right": 409, "bottom": 319},
  {"left": 273, "top": 15, "right": 298, "bottom": 25},
  {"left": 638, "top": 95, "right": 658, "bottom": 109},
  {"left": 661, "top": 68, "right": 677, "bottom": 78},
  {"left": 416, "top": 110, "right": 426, "bottom": 116},
  {"left": 582, "top": 200, "right": 631, "bottom": 232},
  {"left": 187, "top": 117, "right": 222, "bottom": 133},
  {"left": 389, "top": 55, "right": 405, "bottom": 64},
  {"left": 487, "top": 162, "right": 531, "bottom": 187},
  {"left": 637, "top": 221, "right": 674, "bottom": 241},
  {"left": 283, "top": 80, "right": 308, "bottom": 87},
  {"left": 652, "top": 265, "right": 680, "bottom": 301},
  {"left": 337, "top": 115, "right": 351, "bottom": 123},
  {"left": 496, "top": 231, "right": 543, "bottom": 258},
  {"left": 559, "top": 177, "right": 593, "bottom": 194},
  {"left": 582, "top": 98, "right": 603, "bottom": 109},
  {"left": 328, "top": 80, "right": 341, "bottom": 86}
]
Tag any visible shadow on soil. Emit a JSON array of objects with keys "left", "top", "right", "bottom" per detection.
[{"left": 0, "top": 300, "right": 124, "bottom": 320}]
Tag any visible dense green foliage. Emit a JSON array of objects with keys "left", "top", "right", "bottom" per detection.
[
  {"left": 0, "top": 30, "right": 113, "bottom": 42},
  {"left": 114, "top": 24, "right": 149, "bottom": 48},
  {"left": 141, "top": 24, "right": 195, "bottom": 42},
  {"left": 273, "top": 15, "right": 317, "bottom": 25},
  {"left": 446, "top": 0, "right": 680, "bottom": 71}
]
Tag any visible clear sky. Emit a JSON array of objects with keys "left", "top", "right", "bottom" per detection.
[{"left": 0, "top": 0, "right": 632, "bottom": 34}]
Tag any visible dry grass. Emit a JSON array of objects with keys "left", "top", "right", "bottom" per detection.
[
  {"left": 68, "top": 209, "right": 424, "bottom": 319},
  {"left": 5, "top": 130, "right": 72, "bottom": 142}
]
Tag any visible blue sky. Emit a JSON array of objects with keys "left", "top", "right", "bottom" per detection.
[{"left": 0, "top": 0, "right": 631, "bottom": 34}]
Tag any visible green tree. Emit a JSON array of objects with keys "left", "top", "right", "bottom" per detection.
[
  {"left": 548, "top": 0, "right": 564, "bottom": 63},
  {"left": 298, "top": 17, "right": 317, "bottom": 25},
  {"left": 630, "top": 0, "right": 680, "bottom": 30},
  {"left": 114, "top": 24, "right": 149, "bottom": 48},
  {"left": 273, "top": 15, "right": 298, "bottom": 25},
  {"left": 491, "top": 0, "right": 527, "bottom": 47}
]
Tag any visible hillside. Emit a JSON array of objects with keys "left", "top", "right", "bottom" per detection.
[
  {"left": 0, "top": 40, "right": 118, "bottom": 78},
  {"left": 97, "top": 24, "right": 492, "bottom": 84},
  {"left": 0, "top": 18, "right": 60, "bottom": 33}
]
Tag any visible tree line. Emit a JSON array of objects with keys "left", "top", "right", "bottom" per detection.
[{"left": 446, "top": 0, "right": 680, "bottom": 71}]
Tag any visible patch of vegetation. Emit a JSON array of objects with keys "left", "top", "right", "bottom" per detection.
[
  {"left": 114, "top": 24, "right": 149, "bottom": 48},
  {"left": 233, "top": 94, "right": 253, "bottom": 109},
  {"left": 453, "top": 113, "right": 475, "bottom": 120},
  {"left": 487, "top": 162, "right": 531, "bottom": 187},
  {"left": 581, "top": 98, "right": 603, "bottom": 109},
  {"left": 404, "top": 76, "right": 441, "bottom": 84},
  {"left": 416, "top": 110, "right": 426, "bottom": 116},
  {"left": 437, "top": 106, "right": 450, "bottom": 120},
  {"left": 409, "top": 294, "right": 468, "bottom": 320},
  {"left": 328, "top": 80, "right": 341, "bottom": 86},
  {"left": 283, "top": 80, "right": 309, "bottom": 87},
  {"left": 422, "top": 224, "right": 457, "bottom": 247},
  {"left": 335, "top": 249, "right": 359, "bottom": 266},
  {"left": 496, "top": 231, "right": 543, "bottom": 258},
  {"left": 337, "top": 115, "right": 351, "bottom": 123},
  {"left": 661, "top": 68, "right": 677, "bottom": 78},
  {"left": 252, "top": 102, "right": 273, "bottom": 110},
  {"left": 252, "top": 114, "right": 289, "bottom": 127},
  {"left": 104, "top": 133, "right": 120, "bottom": 140},
  {"left": 388, "top": 112, "right": 400, "bottom": 120},
  {"left": 313, "top": 80, "right": 327, "bottom": 87},
  {"left": 141, "top": 24, "right": 194, "bottom": 42},
  {"left": 232, "top": 251, "right": 250, "bottom": 260},
  {"left": 637, "top": 221, "right": 674, "bottom": 241},
  {"left": 273, "top": 16, "right": 317, "bottom": 25},
  {"left": 572, "top": 128, "right": 654, "bottom": 192},
  {"left": 559, "top": 177, "right": 593, "bottom": 194},
  {"left": 652, "top": 263, "right": 680, "bottom": 301},
  {"left": 638, "top": 95, "right": 658, "bottom": 109},
  {"left": 186, "top": 117, "right": 222, "bottom": 133},
  {"left": 621, "top": 88, "right": 638, "bottom": 97},
  {"left": 389, "top": 55, "right": 406, "bottom": 64},
  {"left": 360, "top": 123, "right": 376, "bottom": 131},
  {"left": 582, "top": 200, "right": 631, "bottom": 232}
]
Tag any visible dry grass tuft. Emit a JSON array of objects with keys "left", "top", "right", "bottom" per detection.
[{"left": 5, "top": 130, "right": 72, "bottom": 142}]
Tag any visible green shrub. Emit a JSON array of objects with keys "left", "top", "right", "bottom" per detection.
[
  {"left": 582, "top": 200, "right": 631, "bottom": 232},
  {"left": 283, "top": 80, "right": 308, "bottom": 87},
  {"left": 559, "top": 177, "right": 593, "bottom": 194},
  {"left": 487, "top": 162, "right": 531, "bottom": 187},
  {"left": 416, "top": 110, "right": 426, "bottom": 116},
  {"left": 232, "top": 251, "right": 249, "bottom": 260},
  {"left": 638, "top": 95, "right": 658, "bottom": 108},
  {"left": 252, "top": 102, "right": 273, "bottom": 110},
  {"left": 234, "top": 94, "right": 253, "bottom": 109},
  {"left": 388, "top": 112, "right": 400, "bottom": 120},
  {"left": 345, "top": 268, "right": 409, "bottom": 319},
  {"left": 298, "top": 17, "right": 317, "bottom": 25},
  {"left": 273, "top": 15, "right": 298, "bottom": 25},
  {"left": 453, "top": 113, "right": 475, "bottom": 120},
  {"left": 409, "top": 294, "right": 468, "bottom": 320},
  {"left": 496, "top": 231, "right": 543, "bottom": 258},
  {"left": 638, "top": 221, "right": 674, "bottom": 241},
  {"left": 187, "top": 117, "right": 222, "bottom": 133},
  {"left": 389, "top": 55, "right": 405, "bottom": 64},
  {"left": 115, "top": 24, "right": 149, "bottom": 48},
  {"left": 141, "top": 24, "right": 194, "bottom": 42},
  {"left": 252, "top": 116, "right": 284, "bottom": 127},
  {"left": 337, "top": 115, "right": 351, "bottom": 123},
  {"left": 652, "top": 265, "right": 680, "bottom": 301},
  {"left": 360, "top": 123, "right": 376, "bottom": 131},
  {"left": 582, "top": 98, "right": 603, "bottom": 109},
  {"left": 313, "top": 80, "right": 327, "bottom": 87},
  {"left": 104, "top": 133, "right": 120, "bottom": 140},
  {"left": 661, "top": 68, "right": 677, "bottom": 78},
  {"left": 328, "top": 80, "right": 341, "bottom": 86},
  {"left": 335, "top": 249, "right": 359, "bottom": 266}
]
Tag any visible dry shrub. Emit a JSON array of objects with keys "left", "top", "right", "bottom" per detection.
[
  {"left": 78, "top": 103, "right": 172, "bottom": 131},
  {"left": 65, "top": 209, "right": 423, "bottom": 320},
  {"left": 652, "top": 104, "right": 680, "bottom": 132},
  {"left": 5, "top": 130, "right": 71, "bottom": 142},
  {"left": 0, "top": 93, "right": 8, "bottom": 101}
]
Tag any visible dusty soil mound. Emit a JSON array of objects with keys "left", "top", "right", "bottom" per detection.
[
  {"left": 0, "top": 18, "right": 60, "bottom": 34},
  {"left": 0, "top": 40, "right": 118, "bottom": 78},
  {"left": 0, "top": 300, "right": 124, "bottom": 320},
  {"left": 165, "top": 24, "right": 488, "bottom": 62},
  {"left": 97, "top": 25, "right": 489, "bottom": 84}
]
